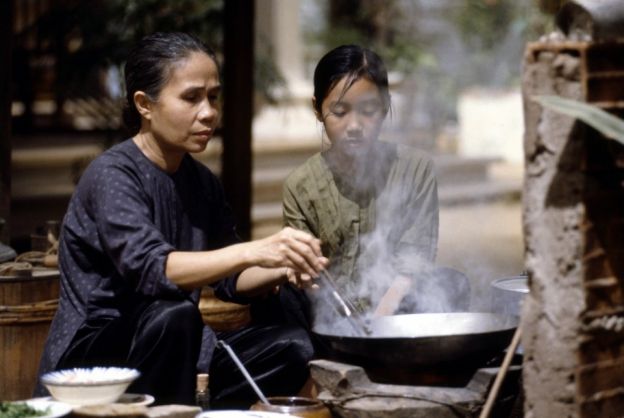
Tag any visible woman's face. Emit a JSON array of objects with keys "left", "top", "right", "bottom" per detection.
[
  {"left": 146, "top": 51, "right": 221, "bottom": 154},
  {"left": 318, "top": 76, "right": 386, "bottom": 160}
]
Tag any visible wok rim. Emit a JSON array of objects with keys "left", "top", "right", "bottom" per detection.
[{"left": 311, "top": 312, "right": 519, "bottom": 341}]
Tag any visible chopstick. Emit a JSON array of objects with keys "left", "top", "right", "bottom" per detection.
[
  {"left": 317, "top": 270, "right": 359, "bottom": 317},
  {"left": 317, "top": 270, "right": 371, "bottom": 336}
]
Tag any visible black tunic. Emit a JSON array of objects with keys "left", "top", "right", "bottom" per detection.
[{"left": 37, "top": 139, "right": 313, "bottom": 406}]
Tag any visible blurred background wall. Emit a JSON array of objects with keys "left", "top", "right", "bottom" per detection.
[{"left": 2, "top": 0, "right": 557, "bottom": 309}]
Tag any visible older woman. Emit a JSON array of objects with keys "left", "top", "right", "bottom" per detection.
[{"left": 37, "top": 32, "right": 327, "bottom": 407}]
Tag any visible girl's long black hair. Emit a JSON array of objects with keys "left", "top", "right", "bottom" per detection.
[{"left": 313, "top": 44, "right": 390, "bottom": 118}]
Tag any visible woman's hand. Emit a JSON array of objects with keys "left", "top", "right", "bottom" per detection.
[
  {"left": 245, "top": 227, "right": 328, "bottom": 277},
  {"left": 234, "top": 228, "right": 327, "bottom": 296},
  {"left": 166, "top": 227, "right": 327, "bottom": 293},
  {"left": 284, "top": 268, "right": 318, "bottom": 289}
]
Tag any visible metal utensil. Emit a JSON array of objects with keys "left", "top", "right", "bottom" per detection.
[
  {"left": 216, "top": 340, "right": 270, "bottom": 405},
  {"left": 317, "top": 270, "right": 371, "bottom": 336}
]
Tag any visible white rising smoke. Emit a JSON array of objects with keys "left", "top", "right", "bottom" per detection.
[
  {"left": 308, "top": 223, "right": 471, "bottom": 336},
  {"left": 435, "top": 197, "right": 526, "bottom": 314},
  {"left": 308, "top": 213, "right": 517, "bottom": 337},
  {"left": 299, "top": 1, "right": 529, "bottom": 334},
  {"left": 307, "top": 144, "right": 472, "bottom": 336}
]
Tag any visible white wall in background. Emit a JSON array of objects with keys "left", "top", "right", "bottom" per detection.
[{"left": 457, "top": 88, "right": 524, "bottom": 164}]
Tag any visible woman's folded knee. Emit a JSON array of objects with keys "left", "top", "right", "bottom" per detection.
[
  {"left": 141, "top": 299, "right": 204, "bottom": 340},
  {"left": 163, "top": 299, "right": 202, "bottom": 322},
  {"left": 276, "top": 326, "right": 315, "bottom": 368}
]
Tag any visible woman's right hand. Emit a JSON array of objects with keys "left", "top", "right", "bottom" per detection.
[
  {"left": 284, "top": 268, "right": 318, "bottom": 290},
  {"left": 245, "top": 227, "right": 328, "bottom": 277}
]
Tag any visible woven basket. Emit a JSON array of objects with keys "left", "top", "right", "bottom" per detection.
[
  {"left": 198, "top": 287, "right": 250, "bottom": 331},
  {"left": 1, "top": 269, "right": 60, "bottom": 400}
]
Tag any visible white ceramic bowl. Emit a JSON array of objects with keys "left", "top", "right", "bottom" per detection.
[
  {"left": 41, "top": 367, "right": 140, "bottom": 406},
  {"left": 196, "top": 412, "right": 299, "bottom": 418}
]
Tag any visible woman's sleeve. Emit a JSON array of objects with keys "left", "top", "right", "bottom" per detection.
[
  {"left": 209, "top": 198, "right": 251, "bottom": 304},
  {"left": 195, "top": 168, "right": 252, "bottom": 304},
  {"left": 87, "top": 163, "right": 180, "bottom": 297}
]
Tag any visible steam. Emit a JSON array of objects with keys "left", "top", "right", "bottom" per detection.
[
  {"left": 309, "top": 227, "right": 471, "bottom": 336},
  {"left": 296, "top": 1, "right": 530, "bottom": 333},
  {"left": 307, "top": 143, "right": 471, "bottom": 335},
  {"left": 436, "top": 200, "right": 525, "bottom": 313}
]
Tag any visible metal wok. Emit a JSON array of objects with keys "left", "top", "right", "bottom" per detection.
[{"left": 312, "top": 312, "right": 518, "bottom": 370}]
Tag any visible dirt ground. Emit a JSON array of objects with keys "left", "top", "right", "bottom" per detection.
[{"left": 437, "top": 199, "right": 524, "bottom": 311}]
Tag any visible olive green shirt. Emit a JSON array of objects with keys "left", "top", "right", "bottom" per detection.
[{"left": 283, "top": 141, "right": 439, "bottom": 306}]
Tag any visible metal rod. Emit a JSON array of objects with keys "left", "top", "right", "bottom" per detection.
[
  {"left": 318, "top": 270, "right": 371, "bottom": 336},
  {"left": 217, "top": 340, "right": 271, "bottom": 405},
  {"left": 318, "top": 270, "right": 358, "bottom": 316}
]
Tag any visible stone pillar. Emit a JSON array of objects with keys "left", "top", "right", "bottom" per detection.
[
  {"left": 522, "top": 42, "right": 586, "bottom": 418},
  {"left": 255, "top": 0, "right": 306, "bottom": 95},
  {"left": 252, "top": 0, "right": 318, "bottom": 145},
  {"left": 522, "top": 40, "right": 624, "bottom": 418}
]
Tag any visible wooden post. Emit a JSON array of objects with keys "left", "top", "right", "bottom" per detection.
[
  {"left": 0, "top": 0, "right": 13, "bottom": 244},
  {"left": 222, "top": 0, "right": 254, "bottom": 241}
]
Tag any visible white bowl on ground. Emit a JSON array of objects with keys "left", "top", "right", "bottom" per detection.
[
  {"left": 196, "top": 412, "right": 299, "bottom": 418},
  {"left": 41, "top": 367, "right": 140, "bottom": 406}
]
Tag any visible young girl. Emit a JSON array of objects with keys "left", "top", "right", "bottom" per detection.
[{"left": 283, "top": 45, "right": 442, "bottom": 316}]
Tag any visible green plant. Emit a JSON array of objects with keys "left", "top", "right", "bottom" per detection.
[
  {"left": 309, "top": 0, "right": 430, "bottom": 75},
  {"left": 37, "top": 0, "right": 223, "bottom": 96},
  {"left": 453, "top": 0, "right": 517, "bottom": 51},
  {"left": 30, "top": 0, "right": 282, "bottom": 114},
  {"left": 533, "top": 95, "right": 624, "bottom": 145}
]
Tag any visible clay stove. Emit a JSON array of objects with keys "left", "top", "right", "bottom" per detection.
[{"left": 310, "top": 359, "right": 522, "bottom": 418}]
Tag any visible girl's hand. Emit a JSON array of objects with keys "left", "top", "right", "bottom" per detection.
[{"left": 373, "top": 275, "right": 412, "bottom": 317}]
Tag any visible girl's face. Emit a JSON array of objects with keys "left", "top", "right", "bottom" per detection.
[
  {"left": 145, "top": 51, "right": 221, "bottom": 155},
  {"left": 317, "top": 76, "right": 386, "bottom": 160}
]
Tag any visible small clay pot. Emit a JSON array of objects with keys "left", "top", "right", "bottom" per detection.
[{"left": 250, "top": 396, "right": 331, "bottom": 418}]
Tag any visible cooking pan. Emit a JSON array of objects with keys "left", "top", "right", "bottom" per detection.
[{"left": 312, "top": 312, "right": 518, "bottom": 370}]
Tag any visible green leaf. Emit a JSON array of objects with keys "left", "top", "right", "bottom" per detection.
[{"left": 532, "top": 95, "right": 624, "bottom": 146}]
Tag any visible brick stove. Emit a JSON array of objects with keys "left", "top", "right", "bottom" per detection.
[{"left": 309, "top": 359, "right": 522, "bottom": 418}]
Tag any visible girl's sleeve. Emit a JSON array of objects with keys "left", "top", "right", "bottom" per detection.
[
  {"left": 282, "top": 176, "right": 314, "bottom": 234},
  {"left": 393, "top": 156, "right": 439, "bottom": 275}
]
